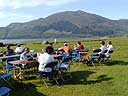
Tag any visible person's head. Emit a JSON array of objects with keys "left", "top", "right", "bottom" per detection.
[
  {"left": 45, "top": 46, "right": 53, "bottom": 54},
  {"left": 78, "top": 41, "right": 81, "bottom": 45},
  {"left": 7, "top": 45, "right": 11, "bottom": 50},
  {"left": 23, "top": 47, "right": 29, "bottom": 53},
  {"left": 100, "top": 41, "right": 105, "bottom": 46},
  {"left": 108, "top": 41, "right": 112, "bottom": 45},
  {"left": 48, "top": 43, "right": 53, "bottom": 47},
  {"left": 64, "top": 43, "right": 68, "bottom": 46},
  {"left": 17, "top": 44, "right": 21, "bottom": 47}
]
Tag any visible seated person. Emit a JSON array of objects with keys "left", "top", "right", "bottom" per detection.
[
  {"left": 105, "top": 41, "right": 113, "bottom": 57},
  {"left": 20, "top": 47, "right": 33, "bottom": 68},
  {"left": 3, "top": 45, "right": 15, "bottom": 56},
  {"left": 15, "top": 44, "right": 24, "bottom": 54},
  {"left": 20, "top": 47, "right": 31, "bottom": 60},
  {"left": 62, "top": 43, "right": 72, "bottom": 53},
  {"left": 92, "top": 41, "right": 107, "bottom": 57},
  {"left": 57, "top": 43, "right": 72, "bottom": 54},
  {"left": 99, "top": 41, "right": 107, "bottom": 55},
  {"left": 38, "top": 46, "right": 55, "bottom": 72},
  {"left": 47, "top": 43, "right": 54, "bottom": 54},
  {"left": 75, "top": 41, "right": 85, "bottom": 51},
  {"left": 107, "top": 41, "right": 113, "bottom": 51}
]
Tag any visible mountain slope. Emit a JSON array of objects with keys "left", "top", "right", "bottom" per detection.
[{"left": 0, "top": 10, "right": 128, "bottom": 39}]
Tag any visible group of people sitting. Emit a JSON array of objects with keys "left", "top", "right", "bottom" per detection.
[
  {"left": 58, "top": 41, "right": 86, "bottom": 54},
  {"left": 96, "top": 40, "right": 113, "bottom": 57},
  {"left": 1, "top": 40, "right": 113, "bottom": 73},
  {"left": 56, "top": 40, "right": 113, "bottom": 64},
  {"left": 3, "top": 44, "right": 24, "bottom": 56},
  {"left": 2, "top": 44, "right": 33, "bottom": 61},
  {"left": 2, "top": 43, "right": 55, "bottom": 72}
]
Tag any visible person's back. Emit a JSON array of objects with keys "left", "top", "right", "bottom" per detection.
[
  {"left": 105, "top": 41, "right": 113, "bottom": 57},
  {"left": 3, "top": 45, "right": 15, "bottom": 56},
  {"left": 99, "top": 41, "right": 107, "bottom": 54},
  {"left": 74, "top": 42, "right": 85, "bottom": 51},
  {"left": 15, "top": 45, "right": 24, "bottom": 54},
  {"left": 76, "top": 45, "right": 83, "bottom": 50},
  {"left": 107, "top": 41, "right": 113, "bottom": 51},
  {"left": 63, "top": 43, "right": 72, "bottom": 53},
  {"left": 100, "top": 45, "right": 107, "bottom": 53},
  {"left": 38, "top": 46, "right": 55, "bottom": 72}
]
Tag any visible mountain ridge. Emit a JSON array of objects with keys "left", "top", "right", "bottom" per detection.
[{"left": 0, "top": 10, "right": 128, "bottom": 39}]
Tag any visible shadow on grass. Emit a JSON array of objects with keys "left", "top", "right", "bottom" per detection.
[
  {"left": 104, "top": 60, "right": 128, "bottom": 66},
  {"left": 10, "top": 81, "right": 47, "bottom": 96},
  {"left": 81, "top": 60, "right": 128, "bottom": 66},
  {"left": 23, "top": 75, "right": 37, "bottom": 80},
  {"left": 0, "top": 77, "right": 46, "bottom": 96},
  {"left": 62, "top": 70, "right": 112, "bottom": 85}
]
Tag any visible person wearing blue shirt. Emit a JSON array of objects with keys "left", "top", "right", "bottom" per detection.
[
  {"left": 20, "top": 47, "right": 29, "bottom": 60},
  {"left": 20, "top": 47, "right": 30, "bottom": 68},
  {"left": 3, "top": 45, "right": 15, "bottom": 56}
]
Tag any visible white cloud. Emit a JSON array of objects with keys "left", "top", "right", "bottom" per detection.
[
  {"left": 0, "top": 0, "right": 80, "bottom": 9},
  {"left": 0, "top": 0, "right": 81, "bottom": 26},
  {"left": 0, "top": 11, "right": 35, "bottom": 26},
  {"left": 41, "top": 0, "right": 80, "bottom": 6},
  {"left": 0, "top": 12, "right": 7, "bottom": 18},
  {"left": 0, "top": 11, "right": 34, "bottom": 19}
]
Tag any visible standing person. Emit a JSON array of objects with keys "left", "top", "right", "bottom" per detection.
[
  {"left": 15, "top": 44, "right": 24, "bottom": 54},
  {"left": 38, "top": 46, "right": 55, "bottom": 72},
  {"left": 3, "top": 45, "right": 15, "bottom": 56}
]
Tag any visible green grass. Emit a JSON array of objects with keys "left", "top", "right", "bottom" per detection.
[{"left": 0, "top": 37, "right": 128, "bottom": 96}]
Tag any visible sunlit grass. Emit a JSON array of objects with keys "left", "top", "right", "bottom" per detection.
[{"left": 0, "top": 37, "right": 128, "bottom": 96}]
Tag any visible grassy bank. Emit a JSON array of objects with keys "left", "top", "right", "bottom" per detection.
[{"left": 0, "top": 37, "right": 128, "bottom": 96}]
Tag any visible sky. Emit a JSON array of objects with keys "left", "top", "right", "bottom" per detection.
[{"left": 0, "top": 0, "right": 128, "bottom": 27}]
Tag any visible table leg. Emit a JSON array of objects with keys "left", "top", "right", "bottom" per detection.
[
  {"left": 13, "top": 65, "right": 17, "bottom": 79},
  {"left": 19, "top": 67, "right": 22, "bottom": 80}
]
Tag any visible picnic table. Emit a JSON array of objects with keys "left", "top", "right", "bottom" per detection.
[
  {"left": 9, "top": 59, "right": 38, "bottom": 80},
  {"left": 7, "top": 54, "right": 62, "bottom": 80},
  {"left": 0, "top": 54, "right": 20, "bottom": 60}
]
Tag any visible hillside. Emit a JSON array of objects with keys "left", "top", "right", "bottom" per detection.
[{"left": 0, "top": 10, "right": 128, "bottom": 39}]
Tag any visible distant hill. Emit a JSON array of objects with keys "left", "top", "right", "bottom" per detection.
[{"left": 0, "top": 10, "right": 128, "bottom": 39}]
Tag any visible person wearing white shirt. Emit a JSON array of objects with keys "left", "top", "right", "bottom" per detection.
[
  {"left": 15, "top": 44, "right": 24, "bottom": 54},
  {"left": 105, "top": 41, "right": 113, "bottom": 57},
  {"left": 107, "top": 41, "right": 113, "bottom": 51},
  {"left": 38, "top": 46, "right": 55, "bottom": 72},
  {"left": 99, "top": 41, "right": 107, "bottom": 54}
]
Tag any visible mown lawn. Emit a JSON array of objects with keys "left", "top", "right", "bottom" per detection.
[{"left": 0, "top": 37, "right": 128, "bottom": 96}]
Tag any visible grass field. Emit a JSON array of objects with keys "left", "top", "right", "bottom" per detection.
[{"left": 0, "top": 37, "right": 128, "bottom": 96}]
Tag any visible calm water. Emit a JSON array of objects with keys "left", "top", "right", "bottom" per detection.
[
  {"left": 0, "top": 38, "right": 70, "bottom": 43},
  {"left": 0, "top": 37, "right": 90, "bottom": 44},
  {"left": 0, "top": 39, "right": 45, "bottom": 43}
]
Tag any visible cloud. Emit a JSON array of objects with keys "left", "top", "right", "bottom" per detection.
[
  {"left": 0, "top": 12, "right": 7, "bottom": 18},
  {"left": 0, "top": 11, "right": 34, "bottom": 19},
  {"left": 0, "top": 11, "right": 35, "bottom": 26},
  {"left": 0, "top": 0, "right": 79, "bottom": 9},
  {"left": 42, "top": 0, "right": 80, "bottom": 6}
]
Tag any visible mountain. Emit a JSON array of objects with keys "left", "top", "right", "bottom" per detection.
[{"left": 0, "top": 10, "right": 128, "bottom": 39}]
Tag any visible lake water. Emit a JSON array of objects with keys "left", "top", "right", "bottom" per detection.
[
  {"left": 0, "top": 38, "right": 47, "bottom": 43},
  {"left": 0, "top": 38, "right": 70, "bottom": 43},
  {"left": 0, "top": 37, "right": 90, "bottom": 44}
]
